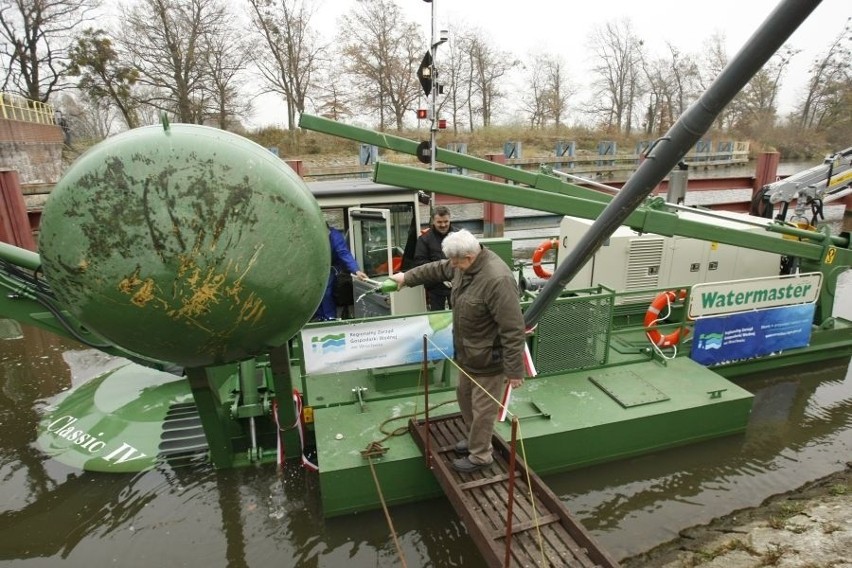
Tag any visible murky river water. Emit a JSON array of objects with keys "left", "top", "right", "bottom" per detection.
[
  {"left": 1, "top": 206, "right": 851, "bottom": 567},
  {"left": 2, "top": 333, "right": 851, "bottom": 567}
]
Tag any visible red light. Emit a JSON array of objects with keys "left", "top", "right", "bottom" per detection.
[
  {"left": 438, "top": 119, "right": 447, "bottom": 129},
  {"left": 416, "top": 109, "right": 428, "bottom": 120}
]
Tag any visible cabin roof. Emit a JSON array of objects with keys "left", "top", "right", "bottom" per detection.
[{"left": 307, "top": 178, "right": 413, "bottom": 198}]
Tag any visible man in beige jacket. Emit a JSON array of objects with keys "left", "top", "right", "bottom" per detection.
[{"left": 390, "top": 229, "right": 526, "bottom": 472}]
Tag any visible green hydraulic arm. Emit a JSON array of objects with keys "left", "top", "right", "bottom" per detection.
[
  {"left": 370, "top": 164, "right": 849, "bottom": 321},
  {"left": 301, "top": 114, "right": 842, "bottom": 252},
  {"left": 298, "top": 114, "right": 612, "bottom": 207},
  {"left": 299, "top": 116, "right": 850, "bottom": 320},
  {"left": 0, "top": 241, "right": 110, "bottom": 345},
  {"left": 301, "top": 112, "right": 848, "bottom": 253}
]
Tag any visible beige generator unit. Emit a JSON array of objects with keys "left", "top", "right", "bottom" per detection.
[{"left": 557, "top": 212, "right": 782, "bottom": 304}]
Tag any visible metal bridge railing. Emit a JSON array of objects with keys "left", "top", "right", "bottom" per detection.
[{"left": 0, "top": 92, "right": 56, "bottom": 125}]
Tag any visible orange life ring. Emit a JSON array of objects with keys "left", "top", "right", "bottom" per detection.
[
  {"left": 377, "top": 256, "right": 403, "bottom": 274},
  {"left": 644, "top": 289, "right": 690, "bottom": 348},
  {"left": 532, "top": 239, "right": 558, "bottom": 279}
]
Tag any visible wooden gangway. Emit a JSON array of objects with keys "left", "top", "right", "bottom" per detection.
[{"left": 409, "top": 413, "right": 620, "bottom": 567}]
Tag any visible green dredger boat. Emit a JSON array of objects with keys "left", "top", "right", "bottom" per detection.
[{"left": 1, "top": 0, "right": 850, "bottom": 521}]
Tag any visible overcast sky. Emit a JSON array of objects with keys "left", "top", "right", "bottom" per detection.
[{"left": 250, "top": 0, "right": 848, "bottom": 128}]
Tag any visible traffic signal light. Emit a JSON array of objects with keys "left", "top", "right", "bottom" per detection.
[
  {"left": 416, "top": 109, "right": 430, "bottom": 120},
  {"left": 417, "top": 51, "right": 433, "bottom": 96}
]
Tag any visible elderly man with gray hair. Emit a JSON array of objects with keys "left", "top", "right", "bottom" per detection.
[{"left": 390, "top": 229, "right": 526, "bottom": 473}]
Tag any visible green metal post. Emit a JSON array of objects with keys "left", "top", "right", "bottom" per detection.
[
  {"left": 185, "top": 366, "right": 235, "bottom": 469},
  {"left": 268, "top": 345, "right": 300, "bottom": 460}
]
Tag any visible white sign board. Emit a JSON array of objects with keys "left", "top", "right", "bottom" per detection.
[
  {"left": 688, "top": 272, "right": 822, "bottom": 318},
  {"left": 301, "top": 313, "right": 454, "bottom": 375}
]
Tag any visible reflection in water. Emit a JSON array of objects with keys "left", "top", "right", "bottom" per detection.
[
  {"left": 549, "top": 357, "right": 852, "bottom": 559},
  {"left": 2, "top": 306, "right": 852, "bottom": 565}
]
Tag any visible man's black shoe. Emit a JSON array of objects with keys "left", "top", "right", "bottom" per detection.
[{"left": 451, "top": 456, "right": 492, "bottom": 473}]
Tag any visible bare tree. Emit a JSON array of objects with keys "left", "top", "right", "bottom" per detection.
[
  {"left": 465, "top": 29, "right": 517, "bottom": 129},
  {"left": 201, "top": 15, "right": 252, "bottom": 130},
  {"left": 700, "top": 32, "right": 734, "bottom": 130},
  {"left": 588, "top": 18, "right": 646, "bottom": 134},
  {"left": 796, "top": 19, "right": 851, "bottom": 131},
  {"left": 120, "top": 0, "right": 231, "bottom": 124},
  {"left": 0, "top": 0, "right": 98, "bottom": 101},
  {"left": 641, "top": 44, "right": 701, "bottom": 135},
  {"left": 641, "top": 55, "right": 672, "bottom": 135},
  {"left": 312, "top": 66, "right": 354, "bottom": 121},
  {"left": 520, "top": 52, "right": 573, "bottom": 129},
  {"left": 667, "top": 44, "right": 702, "bottom": 119},
  {"left": 519, "top": 53, "right": 548, "bottom": 128},
  {"left": 67, "top": 28, "right": 140, "bottom": 128},
  {"left": 247, "top": 0, "right": 323, "bottom": 131},
  {"left": 438, "top": 23, "right": 474, "bottom": 135},
  {"left": 729, "top": 47, "right": 796, "bottom": 135},
  {"left": 337, "top": 0, "right": 422, "bottom": 130},
  {"left": 543, "top": 54, "right": 573, "bottom": 129}
]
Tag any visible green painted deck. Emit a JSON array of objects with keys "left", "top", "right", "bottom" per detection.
[{"left": 311, "top": 356, "right": 753, "bottom": 517}]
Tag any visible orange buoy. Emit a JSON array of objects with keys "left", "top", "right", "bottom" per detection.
[
  {"left": 644, "top": 289, "right": 689, "bottom": 348},
  {"left": 531, "top": 239, "right": 558, "bottom": 278}
]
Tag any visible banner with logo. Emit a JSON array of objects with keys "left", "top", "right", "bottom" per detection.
[
  {"left": 301, "top": 313, "right": 454, "bottom": 375},
  {"left": 690, "top": 303, "right": 815, "bottom": 365}
]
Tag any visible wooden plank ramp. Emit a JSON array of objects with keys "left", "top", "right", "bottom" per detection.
[{"left": 409, "top": 413, "right": 620, "bottom": 568}]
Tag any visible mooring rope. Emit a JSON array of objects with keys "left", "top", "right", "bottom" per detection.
[
  {"left": 424, "top": 338, "right": 548, "bottom": 564},
  {"left": 366, "top": 455, "right": 408, "bottom": 568},
  {"left": 424, "top": 340, "right": 519, "bottom": 419},
  {"left": 360, "top": 336, "right": 549, "bottom": 566},
  {"left": 358, "top": 351, "right": 455, "bottom": 564},
  {"left": 515, "top": 422, "right": 546, "bottom": 567}
]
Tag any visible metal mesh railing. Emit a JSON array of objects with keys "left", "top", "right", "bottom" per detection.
[
  {"left": 0, "top": 92, "right": 55, "bottom": 124},
  {"left": 531, "top": 290, "right": 613, "bottom": 374}
]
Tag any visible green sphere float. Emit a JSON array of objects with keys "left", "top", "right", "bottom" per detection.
[{"left": 39, "top": 118, "right": 329, "bottom": 367}]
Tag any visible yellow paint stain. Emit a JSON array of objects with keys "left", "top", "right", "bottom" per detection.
[
  {"left": 173, "top": 267, "right": 226, "bottom": 318},
  {"left": 130, "top": 278, "right": 156, "bottom": 307},
  {"left": 117, "top": 244, "right": 269, "bottom": 335},
  {"left": 225, "top": 279, "right": 243, "bottom": 302},
  {"left": 118, "top": 268, "right": 160, "bottom": 308},
  {"left": 117, "top": 268, "right": 142, "bottom": 295},
  {"left": 238, "top": 293, "right": 266, "bottom": 324}
]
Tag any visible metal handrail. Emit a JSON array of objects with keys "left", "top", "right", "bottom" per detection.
[{"left": 0, "top": 92, "right": 56, "bottom": 125}]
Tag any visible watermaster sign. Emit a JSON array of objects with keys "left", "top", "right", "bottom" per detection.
[{"left": 688, "top": 272, "right": 822, "bottom": 318}]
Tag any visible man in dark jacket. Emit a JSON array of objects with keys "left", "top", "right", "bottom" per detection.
[
  {"left": 390, "top": 229, "right": 526, "bottom": 473},
  {"left": 414, "top": 206, "right": 458, "bottom": 311}
]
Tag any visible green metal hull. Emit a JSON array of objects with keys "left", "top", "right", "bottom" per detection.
[
  {"left": 35, "top": 362, "right": 197, "bottom": 472},
  {"left": 312, "top": 357, "right": 752, "bottom": 517}
]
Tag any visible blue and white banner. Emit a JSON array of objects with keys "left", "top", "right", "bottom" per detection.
[
  {"left": 301, "top": 313, "right": 454, "bottom": 375},
  {"left": 691, "top": 303, "right": 815, "bottom": 365}
]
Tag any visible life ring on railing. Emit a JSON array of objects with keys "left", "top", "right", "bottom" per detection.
[
  {"left": 644, "top": 289, "right": 689, "bottom": 348},
  {"left": 532, "top": 239, "right": 558, "bottom": 279}
]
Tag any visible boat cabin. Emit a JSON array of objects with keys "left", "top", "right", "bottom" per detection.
[{"left": 308, "top": 178, "right": 430, "bottom": 316}]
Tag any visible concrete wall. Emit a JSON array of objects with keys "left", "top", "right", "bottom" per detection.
[{"left": 0, "top": 119, "right": 64, "bottom": 184}]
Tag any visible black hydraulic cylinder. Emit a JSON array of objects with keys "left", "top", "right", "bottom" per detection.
[{"left": 523, "top": 0, "right": 822, "bottom": 328}]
